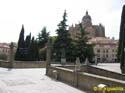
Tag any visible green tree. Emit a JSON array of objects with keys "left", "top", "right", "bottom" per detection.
[
  {"left": 66, "top": 41, "right": 76, "bottom": 62},
  {"left": 28, "top": 37, "right": 39, "bottom": 61},
  {"left": 25, "top": 33, "right": 31, "bottom": 48},
  {"left": 37, "top": 27, "right": 49, "bottom": 48},
  {"left": 75, "top": 23, "right": 94, "bottom": 63},
  {"left": 53, "top": 10, "right": 72, "bottom": 61},
  {"left": 15, "top": 25, "right": 25, "bottom": 61},
  {"left": 118, "top": 5, "right": 125, "bottom": 71},
  {"left": 37, "top": 27, "right": 49, "bottom": 60},
  {"left": 24, "top": 33, "right": 31, "bottom": 61}
]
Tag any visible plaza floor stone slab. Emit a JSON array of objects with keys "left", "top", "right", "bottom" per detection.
[{"left": 0, "top": 68, "right": 85, "bottom": 93}]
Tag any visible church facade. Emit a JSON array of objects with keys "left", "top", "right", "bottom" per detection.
[
  {"left": 69, "top": 11, "right": 105, "bottom": 39},
  {"left": 69, "top": 11, "right": 118, "bottom": 63}
]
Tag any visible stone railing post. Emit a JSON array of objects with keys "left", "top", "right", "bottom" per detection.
[
  {"left": 46, "top": 38, "right": 52, "bottom": 75},
  {"left": 9, "top": 42, "right": 14, "bottom": 68},
  {"left": 74, "top": 57, "right": 81, "bottom": 87}
]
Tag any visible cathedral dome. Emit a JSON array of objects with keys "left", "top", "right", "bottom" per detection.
[
  {"left": 82, "top": 11, "right": 91, "bottom": 21},
  {"left": 82, "top": 11, "right": 92, "bottom": 27}
]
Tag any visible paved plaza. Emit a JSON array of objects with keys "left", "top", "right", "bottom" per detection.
[
  {"left": 92, "top": 63, "right": 121, "bottom": 73},
  {"left": 0, "top": 63, "right": 122, "bottom": 93},
  {"left": 0, "top": 68, "right": 84, "bottom": 93}
]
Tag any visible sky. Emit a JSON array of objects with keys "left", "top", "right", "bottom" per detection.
[{"left": 0, "top": 0, "right": 124, "bottom": 43}]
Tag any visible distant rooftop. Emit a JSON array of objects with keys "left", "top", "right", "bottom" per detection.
[
  {"left": 0, "top": 43, "right": 10, "bottom": 49},
  {"left": 89, "top": 37, "right": 118, "bottom": 45}
]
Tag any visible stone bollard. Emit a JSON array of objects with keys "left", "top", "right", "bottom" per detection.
[
  {"left": 52, "top": 70, "right": 58, "bottom": 80},
  {"left": 9, "top": 42, "right": 14, "bottom": 68},
  {"left": 74, "top": 57, "right": 81, "bottom": 87},
  {"left": 75, "top": 57, "right": 81, "bottom": 71},
  {"left": 85, "top": 58, "right": 90, "bottom": 65}
]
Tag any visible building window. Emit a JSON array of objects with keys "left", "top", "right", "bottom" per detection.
[
  {"left": 97, "top": 49, "right": 100, "bottom": 53},
  {"left": 106, "top": 49, "right": 108, "bottom": 53}
]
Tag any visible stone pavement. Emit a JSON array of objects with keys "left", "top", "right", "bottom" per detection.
[
  {"left": 92, "top": 63, "right": 121, "bottom": 73},
  {"left": 0, "top": 68, "right": 85, "bottom": 93}
]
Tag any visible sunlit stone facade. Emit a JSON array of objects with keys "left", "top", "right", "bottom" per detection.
[
  {"left": 69, "top": 11, "right": 105, "bottom": 39},
  {"left": 89, "top": 37, "right": 118, "bottom": 63}
]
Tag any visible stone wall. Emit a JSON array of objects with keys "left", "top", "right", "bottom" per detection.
[
  {"left": 83, "top": 65, "right": 125, "bottom": 81},
  {"left": 47, "top": 66, "right": 125, "bottom": 92},
  {"left": 47, "top": 66, "right": 74, "bottom": 85},
  {"left": 13, "top": 61, "right": 46, "bottom": 68},
  {"left": 0, "top": 60, "right": 11, "bottom": 68},
  {"left": 0, "top": 60, "right": 46, "bottom": 68},
  {"left": 59, "top": 65, "right": 125, "bottom": 81}
]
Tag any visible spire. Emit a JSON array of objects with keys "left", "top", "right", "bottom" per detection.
[
  {"left": 86, "top": 11, "right": 88, "bottom": 15},
  {"left": 22, "top": 24, "right": 24, "bottom": 29}
]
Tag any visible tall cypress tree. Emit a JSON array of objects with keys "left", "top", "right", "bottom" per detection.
[
  {"left": 25, "top": 33, "right": 31, "bottom": 61},
  {"left": 118, "top": 5, "right": 125, "bottom": 72},
  {"left": 17, "top": 25, "right": 25, "bottom": 48},
  {"left": 29, "top": 37, "right": 35, "bottom": 61},
  {"left": 28, "top": 37, "right": 39, "bottom": 61},
  {"left": 25, "top": 33, "right": 31, "bottom": 48},
  {"left": 15, "top": 25, "right": 25, "bottom": 61},
  {"left": 53, "top": 10, "right": 72, "bottom": 61},
  {"left": 34, "top": 40, "right": 39, "bottom": 61}
]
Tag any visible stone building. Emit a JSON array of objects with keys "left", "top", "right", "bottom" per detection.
[
  {"left": 89, "top": 37, "right": 118, "bottom": 63},
  {"left": 0, "top": 43, "right": 10, "bottom": 55},
  {"left": 69, "top": 11, "right": 118, "bottom": 63},
  {"left": 0, "top": 43, "right": 17, "bottom": 60},
  {"left": 69, "top": 11, "right": 105, "bottom": 39}
]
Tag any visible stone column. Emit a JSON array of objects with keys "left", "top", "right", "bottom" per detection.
[
  {"left": 73, "top": 70, "right": 78, "bottom": 87},
  {"left": 9, "top": 42, "right": 14, "bottom": 68},
  {"left": 74, "top": 57, "right": 81, "bottom": 87},
  {"left": 75, "top": 57, "right": 81, "bottom": 71},
  {"left": 46, "top": 39, "right": 52, "bottom": 75}
]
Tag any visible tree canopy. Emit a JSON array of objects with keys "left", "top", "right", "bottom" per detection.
[{"left": 53, "top": 10, "right": 72, "bottom": 62}]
